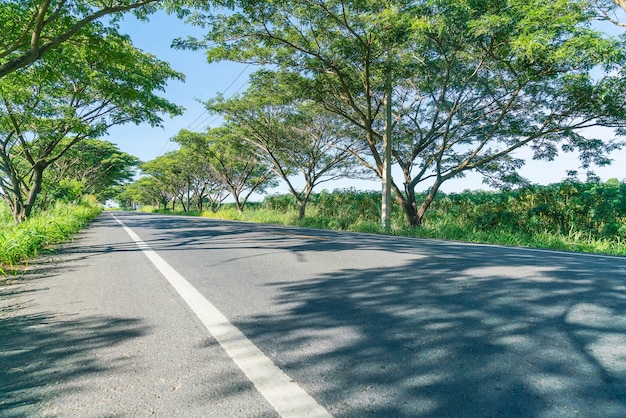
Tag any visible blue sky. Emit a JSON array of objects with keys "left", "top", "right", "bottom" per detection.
[{"left": 106, "top": 11, "right": 626, "bottom": 195}]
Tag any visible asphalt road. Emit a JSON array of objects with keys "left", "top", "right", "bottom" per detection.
[{"left": 1, "top": 211, "right": 626, "bottom": 417}]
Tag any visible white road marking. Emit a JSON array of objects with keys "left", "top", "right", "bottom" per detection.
[{"left": 111, "top": 213, "right": 331, "bottom": 418}]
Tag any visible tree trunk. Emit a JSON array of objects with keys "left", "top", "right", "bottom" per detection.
[
  {"left": 400, "top": 199, "right": 420, "bottom": 227},
  {"left": 386, "top": 180, "right": 420, "bottom": 227},
  {"left": 197, "top": 195, "right": 204, "bottom": 211},
  {"left": 297, "top": 200, "right": 306, "bottom": 220},
  {"left": 13, "top": 165, "right": 45, "bottom": 223},
  {"left": 186, "top": 176, "right": 191, "bottom": 213},
  {"left": 391, "top": 179, "right": 441, "bottom": 228},
  {"left": 13, "top": 200, "right": 27, "bottom": 223},
  {"left": 208, "top": 195, "right": 222, "bottom": 213},
  {"left": 415, "top": 181, "right": 443, "bottom": 227},
  {"left": 233, "top": 194, "right": 244, "bottom": 213}
]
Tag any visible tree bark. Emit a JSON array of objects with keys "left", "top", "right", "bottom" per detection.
[
  {"left": 14, "top": 164, "right": 45, "bottom": 222},
  {"left": 415, "top": 181, "right": 443, "bottom": 228},
  {"left": 297, "top": 200, "right": 307, "bottom": 220},
  {"left": 399, "top": 186, "right": 420, "bottom": 227}
]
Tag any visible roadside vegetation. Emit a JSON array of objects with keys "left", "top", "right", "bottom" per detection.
[
  {"left": 0, "top": 198, "right": 102, "bottom": 273},
  {"left": 132, "top": 180, "right": 626, "bottom": 257}
]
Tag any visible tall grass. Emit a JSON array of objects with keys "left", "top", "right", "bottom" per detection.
[
  {"left": 196, "top": 188, "right": 626, "bottom": 257},
  {"left": 0, "top": 197, "right": 102, "bottom": 271}
]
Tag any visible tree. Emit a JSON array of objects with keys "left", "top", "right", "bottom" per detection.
[
  {"left": 141, "top": 151, "right": 192, "bottom": 211},
  {"left": 136, "top": 146, "right": 230, "bottom": 213},
  {"left": 183, "top": 0, "right": 626, "bottom": 226},
  {"left": 0, "top": 25, "right": 182, "bottom": 222},
  {"left": 120, "top": 176, "right": 171, "bottom": 210},
  {"left": 182, "top": 146, "right": 229, "bottom": 212},
  {"left": 173, "top": 128, "right": 277, "bottom": 213},
  {"left": 178, "top": 0, "right": 409, "bottom": 223},
  {"left": 206, "top": 72, "right": 363, "bottom": 219},
  {"left": 370, "top": 0, "right": 626, "bottom": 225},
  {"left": 0, "top": 0, "right": 198, "bottom": 79},
  {"left": 44, "top": 139, "right": 140, "bottom": 203}
]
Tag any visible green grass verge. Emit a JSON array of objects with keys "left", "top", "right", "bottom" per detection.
[{"left": 0, "top": 197, "right": 103, "bottom": 272}]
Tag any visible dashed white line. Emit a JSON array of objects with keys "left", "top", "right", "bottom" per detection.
[{"left": 111, "top": 213, "right": 331, "bottom": 418}]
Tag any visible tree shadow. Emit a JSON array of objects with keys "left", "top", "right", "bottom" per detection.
[
  {"left": 0, "top": 295, "right": 150, "bottom": 417},
  {"left": 232, "top": 246, "right": 626, "bottom": 417}
]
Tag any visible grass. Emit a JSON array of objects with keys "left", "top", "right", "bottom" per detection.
[
  {"left": 403, "top": 221, "right": 626, "bottom": 256},
  {"left": 0, "top": 197, "right": 102, "bottom": 272}
]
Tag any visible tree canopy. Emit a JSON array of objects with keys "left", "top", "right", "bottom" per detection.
[
  {"left": 46, "top": 139, "right": 140, "bottom": 203},
  {"left": 206, "top": 72, "right": 364, "bottom": 218},
  {"left": 173, "top": 127, "right": 277, "bottom": 212}
]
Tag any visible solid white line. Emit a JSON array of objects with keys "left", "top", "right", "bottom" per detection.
[{"left": 110, "top": 213, "right": 331, "bottom": 418}]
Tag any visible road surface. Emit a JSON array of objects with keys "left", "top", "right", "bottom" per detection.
[{"left": 1, "top": 211, "right": 626, "bottom": 417}]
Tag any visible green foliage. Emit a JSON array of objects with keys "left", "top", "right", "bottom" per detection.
[
  {"left": 206, "top": 76, "right": 363, "bottom": 218},
  {"left": 46, "top": 179, "right": 86, "bottom": 204},
  {"left": 0, "top": 197, "right": 102, "bottom": 269},
  {"left": 46, "top": 139, "right": 140, "bottom": 203},
  {"left": 172, "top": 127, "right": 278, "bottom": 212},
  {"left": 0, "top": 0, "right": 199, "bottom": 78},
  {"left": 431, "top": 180, "right": 626, "bottom": 240}
]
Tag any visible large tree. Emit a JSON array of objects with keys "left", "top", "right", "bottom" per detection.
[
  {"left": 140, "top": 151, "right": 192, "bottom": 211},
  {"left": 181, "top": 146, "right": 229, "bottom": 212},
  {"left": 182, "top": 0, "right": 626, "bottom": 226},
  {"left": 206, "top": 72, "right": 363, "bottom": 219},
  {"left": 0, "top": 25, "right": 182, "bottom": 222},
  {"left": 119, "top": 176, "right": 171, "bottom": 210},
  {"left": 173, "top": 128, "right": 277, "bottom": 213},
  {"left": 140, "top": 147, "right": 228, "bottom": 212}
]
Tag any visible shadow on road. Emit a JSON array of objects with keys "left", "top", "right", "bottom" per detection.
[
  {"left": 33, "top": 212, "right": 624, "bottom": 417},
  {"left": 0, "top": 313, "right": 149, "bottom": 416},
  {"left": 0, "top": 238, "right": 151, "bottom": 417},
  {"left": 107, "top": 212, "right": 626, "bottom": 416},
  {"left": 0, "top": 298, "right": 149, "bottom": 417},
  {"left": 233, "top": 247, "right": 626, "bottom": 417}
]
